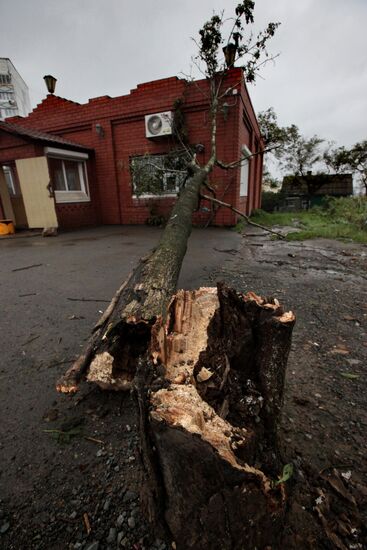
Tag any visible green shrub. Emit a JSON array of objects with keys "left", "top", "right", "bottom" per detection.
[
  {"left": 145, "top": 203, "right": 167, "bottom": 227},
  {"left": 248, "top": 196, "right": 367, "bottom": 243},
  {"left": 260, "top": 191, "right": 284, "bottom": 212},
  {"left": 321, "top": 196, "right": 367, "bottom": 230}
]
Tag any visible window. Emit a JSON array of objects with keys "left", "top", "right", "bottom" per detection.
[
  {"left": 2, "top": 166, "right": 17, "bottom": 196},
  {"left": 130, "top": 153, "right": 187, "bottom": 197},
  {"left": 47, "top": 152, "right": 90, "bottom": 203},
  {"left": 4, "top": 108, "right": 16, "bottom": 117},
  {"left": 0, "top": 74, "right": 11, "bottom": 84},
  {"left": 240, "top": 145, "right": 251, "bottom": 196},
  {"left": 0, "top": 92, "right": 12, "bottom": 100}
]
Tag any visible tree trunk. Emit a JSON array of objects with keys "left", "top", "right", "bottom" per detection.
[{"left": 56, "top": 168, "right": 208, "bottom": 393}]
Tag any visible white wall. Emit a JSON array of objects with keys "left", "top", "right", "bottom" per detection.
[{"left": 0, "top": 58, "right": 31, "bottom": 119}]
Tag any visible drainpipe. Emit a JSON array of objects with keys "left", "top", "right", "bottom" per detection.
[{"left": 110, "top": 121, "right": 123, "bottom": 224}]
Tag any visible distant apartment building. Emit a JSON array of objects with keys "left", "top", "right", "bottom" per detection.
[{"left": 0, "top": 58, "right": 31, "bottom": 120}]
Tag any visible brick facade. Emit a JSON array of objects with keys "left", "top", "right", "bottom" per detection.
[{"left": 0, "top": 68, "right": 263, "bottom": 229}]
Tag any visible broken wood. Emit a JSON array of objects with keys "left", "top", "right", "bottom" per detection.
[
  {"left": 57, "top": 168, "right": 208, "bottom": 393},
  {"left": 22, "top": 334, "right": 40, "bottom": 346},
  {"left": 59, "top": 281, "right": 294, "bottom": 548},
  {"left": 83, "top": 512, "right": 91, "bottom": 535},
  {"left": 12, "top": 263, "right": 43, "bottom": 272},
  {"left": 146, "top": 283, "right": 294, "bottom": 549}
]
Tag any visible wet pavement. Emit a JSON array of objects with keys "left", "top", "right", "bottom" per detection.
[
  {"left": 0, "top": 224, "right": 241, "bottom": 503},
  {"left": 1, "top": 225, "right": 366, "bottom": 549}
]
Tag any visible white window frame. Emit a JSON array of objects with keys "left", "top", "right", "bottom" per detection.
[
  {"left": 2, "top": 166, "right": 16, "bottom": 196},
  {"left": 45, "top": 147, "right": 90, "bottom": 204},
  {"left": 240, "top": 145, "right": 251, "bottom": 197}
]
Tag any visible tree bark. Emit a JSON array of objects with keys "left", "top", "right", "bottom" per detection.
[
  {"left": 144, "top": 283, "right": 295, "bottom": 549},
  {"left": 57, "top": 168, "right": 208, "bottom": 393}
]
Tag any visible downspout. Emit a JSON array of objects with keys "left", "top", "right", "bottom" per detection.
[{"left": 110, "top": 120, "right": 123, "bottom": 224}]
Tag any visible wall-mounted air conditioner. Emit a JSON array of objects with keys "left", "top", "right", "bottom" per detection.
[{"left": 145, "top": 111, "right": 173, "bottom": 138}]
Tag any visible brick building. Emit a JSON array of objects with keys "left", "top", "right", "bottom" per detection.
[{"left": 0, "top": 67, "right": 263, "bottom": 230}]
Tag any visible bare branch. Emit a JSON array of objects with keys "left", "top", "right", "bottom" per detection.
[
  {"left": 216, "top": 145, "right": 280, "bottom": 170},
  {"left": 202, "top": 180, "right": 216, "bottom": 197},
  {"left": 201, "top": 194, "right": 285, "bottom": 239},
  {"left": 218, "top": 53, "right": 280, "bottom": 99},
  {"left": 179, "top": 69, "right": 211, "bottom": 100},
  {"left": 144, "top": 161, "right": 187, "bottom": 175},
  {"left": 204, "top": 178, "right": 233, "bottom": 228},
  {"left": 191, "top": 55, "right": 211, "bottom": 79}
]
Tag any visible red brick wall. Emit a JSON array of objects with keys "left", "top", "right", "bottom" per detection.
[
  {"left": 0, "top": 131, "right": 100, "bottom": 229},
  {"left": 54, "top": 159, "right": 100, "bottom": 229},
  {"left": 0, "top": 132, "right": 40, "bottom": 163},
  {"left": 237, "top": 79, "right": 264, "bottom": 216},
  {"left": 4, "top": 68, "right": 263, "bottom": 228}
]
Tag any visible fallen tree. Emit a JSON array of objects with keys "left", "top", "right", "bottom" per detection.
[
  {"left": 56, "top": 4, "right": 296, "bottom": 548},
  {"left": 57, "top": 0, "right": 280, "bottom": 393}
]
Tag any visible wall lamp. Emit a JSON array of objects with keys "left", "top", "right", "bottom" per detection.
[
  {"left": 43, "top": 75, "right": 57, "bottom": 94},
  {"left": 95, "top": 123, "right": 105, "bottom": 137},
  {"left": 221, "top": 97, "right": 238, "bottom": 121},
  {"left": 222, "top": 43, "right": 237, "bottom": 68}
]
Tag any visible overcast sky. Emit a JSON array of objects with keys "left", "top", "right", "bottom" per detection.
[{"left": 1, "top": 0, "right": 366, "bottom": 148}]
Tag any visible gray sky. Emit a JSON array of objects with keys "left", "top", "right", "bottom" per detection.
[{"left": 1, "top": 0, "right": 366, "bottom": 148}]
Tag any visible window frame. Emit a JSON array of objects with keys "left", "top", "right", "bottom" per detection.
[
  {"left": 45, "top": 147, "right": 90, "bottom": 204},
  {"left": 239, "top": 144, "right": 251, "bottom": 197},
  {"left": 130, "top": 153, "right": 186, "bottom": 198},
  {"left": 2, "top": 165, "right": 17, "bottom": 196}
]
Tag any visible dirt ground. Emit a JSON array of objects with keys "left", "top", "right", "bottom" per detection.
[{"left": 0, "top": 225, "right": 366, "bottom": 549}]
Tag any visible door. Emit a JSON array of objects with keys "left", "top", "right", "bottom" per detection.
[{"left": 15, "top": 157, "right": 58, "bottom": 229}]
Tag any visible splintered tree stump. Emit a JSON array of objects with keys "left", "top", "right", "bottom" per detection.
[
  {"left": 146, "top": 283, "right": 295, "bottom": 549},
  {"left": 58, "top": 281, "right": 295, "bottom": 549}
]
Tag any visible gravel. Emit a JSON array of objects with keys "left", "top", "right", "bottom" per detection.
[
  {"left": 0, "top": 522, "right": 10, "bottom": 534},
  {"left": 127, "top": 517, "right": 136, "bottom": 529},
  {"left": 106, "top": 527, "right": 117, "bottom": 544}
]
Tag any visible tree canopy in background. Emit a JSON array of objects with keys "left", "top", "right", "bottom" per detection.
[
  {"left": 324, "top": 141, "right": 367, "bottom": 194},
  {"left": 258, "top": 107, "right": 367, "bottom": 195}
]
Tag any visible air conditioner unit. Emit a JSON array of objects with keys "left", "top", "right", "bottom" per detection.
[{"left": 145, "top": 111, "right": 173, "bottom": 138}]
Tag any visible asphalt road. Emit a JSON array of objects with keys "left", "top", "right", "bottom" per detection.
[{"left": 0, "top": 225, "right": 241, "bottom": 504}]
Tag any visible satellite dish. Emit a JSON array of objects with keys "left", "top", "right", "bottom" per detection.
[{"left": 147, "top": 115, "right": 163, "bottom": 136}]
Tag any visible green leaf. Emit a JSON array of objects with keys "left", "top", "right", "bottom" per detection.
[
  {"left": 340, "top": 372, "right": 360, "bottom": 380},
  {"left": 274, "top": 463, "right": 294, "bottom": 486}
]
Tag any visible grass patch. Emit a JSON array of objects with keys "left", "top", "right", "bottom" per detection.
[{"left": 241, "top": 196, "right": 367, "bottom": 243}]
